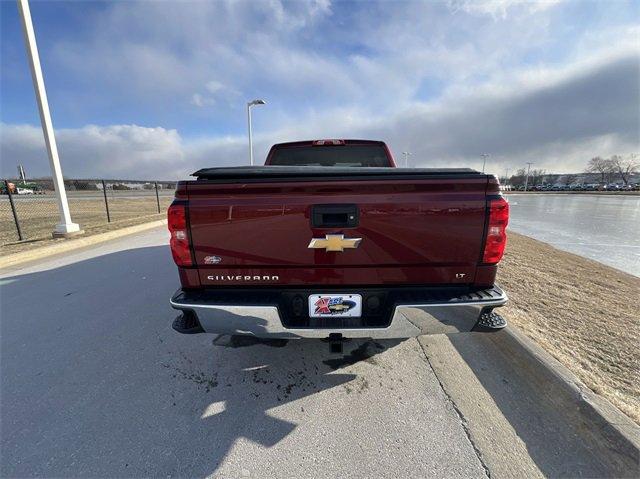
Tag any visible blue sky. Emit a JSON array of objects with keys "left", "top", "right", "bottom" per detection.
[{"left": 1, "top": 0, "right": 639, "bottom": 179}]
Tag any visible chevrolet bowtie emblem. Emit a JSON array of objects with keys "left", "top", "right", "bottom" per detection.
[{"left": 308, "top": 234, "right": 362, "bottom": 252}]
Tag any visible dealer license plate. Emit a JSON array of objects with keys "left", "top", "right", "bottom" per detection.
[{"left": 308, "top": 294, "right": 362, "bottom": 318}]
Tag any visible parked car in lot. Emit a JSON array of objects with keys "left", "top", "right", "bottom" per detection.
[
  {"left": 508, "top": 182, "right": 639, "bottom": 192},
  {"left": 1, "top": 182, "right": 45, "bottom": 195},
  {"left": 167, "top": 139, "right": 509, "bottom": 345}
]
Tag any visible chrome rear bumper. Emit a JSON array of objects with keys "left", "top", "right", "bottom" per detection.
[{"left": 170, "top": 286, "right": 507, "bottom": 339}]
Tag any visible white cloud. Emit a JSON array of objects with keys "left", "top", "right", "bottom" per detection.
[
  {"left": 448, "top": 0, "right": 563, "bottom": 19},
  {"left": 1, "top": 123, "right": 189, "bottom": 179},
  {"left": 190, "top": 80, "right": 242, "bottom": 108},
  {"left": 39, "top": 0, "right": 636, "bottom": 123},
  {"left": 205, "top": 81, "right": 225, "bottom": 94},
  {"left": 190, "top": 94, "right": 209, "bottom": 108},
  {"left": 2, "top": 48, "right": 638, "bottom": 179},
  {"left": 2, "top": 0, "right": 638, "bottom": 179},
  {"left": 49, "top": 0, "right": 339, "bottom": 110}
]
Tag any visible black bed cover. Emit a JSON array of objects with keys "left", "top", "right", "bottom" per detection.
[{"left": 192, "top": 166, "right": 482, "bottom": 182}]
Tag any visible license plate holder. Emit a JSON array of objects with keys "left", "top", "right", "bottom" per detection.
[{"left": 308, "top": 294, "right": 362, "bottom": 318}]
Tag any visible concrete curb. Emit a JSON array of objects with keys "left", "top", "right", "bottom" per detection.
[
  {"left": 500, "top": 325, "right": 640, "bottom": 447},
  {"left": 418, "top": 325, "right": 639, "bottom": 477},
  {"left": 0, "top": 219, "right": 167, "bottom": 270}
]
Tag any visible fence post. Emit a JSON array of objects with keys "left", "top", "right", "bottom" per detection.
[
  {"left": 101, "top": 180, "right": 111, "bottom": 222},
  {"left": 155, "top": 182, "right": 161, "bottom": 213},
  {"left": 4, "top": 180, "right": 24, "bottom": 241}
]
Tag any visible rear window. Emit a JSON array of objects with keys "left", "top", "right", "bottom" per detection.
[{"left": 268, "top": 145, "right": 392, "bottom": 167}]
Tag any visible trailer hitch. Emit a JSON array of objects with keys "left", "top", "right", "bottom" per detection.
[{"left": 325, "top": 333, "right": 348, "bottom": 354}]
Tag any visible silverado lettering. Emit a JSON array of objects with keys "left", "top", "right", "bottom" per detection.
[{"left": 206, "top": 275, "right": 280, "bottom": 281}]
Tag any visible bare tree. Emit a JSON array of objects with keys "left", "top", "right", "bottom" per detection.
[
  {"left": 610, "top": 154, "right": 639, "bottom": 186},
  {"left": 561, "top": 174, "right": 576, "bottom": 186},
  {"left": 586, "top": 157, "right": 616, "bottom": 184},
  {"left": 509, "top": 168, "right": 527, "bottom": 187},
  {"left": 530, "top": 169, "right": 547, "bottom": 186}
]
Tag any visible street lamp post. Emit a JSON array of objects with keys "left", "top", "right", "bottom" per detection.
[
  {"left": 481, "top": 154, "right": 489, "bottom": 174},
  {"left": 247, "top": 99, "right": 266, "bottom": 166},
  {"left": 401, "top": 151, "right": 412, "bottom": 167},
  {"left": 524, "top": 162, "right": 533, "bottom": 191},
  {"left": 17, "top": 0, "right": 81, "bottom": 237}
]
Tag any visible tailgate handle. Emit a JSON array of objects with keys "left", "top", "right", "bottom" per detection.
[{"left": 312, "top": 204, "right": 359, "bottom": 228}]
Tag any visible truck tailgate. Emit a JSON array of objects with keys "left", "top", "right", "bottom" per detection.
[{"left": 187, "top": 175, "right": 488, "bottom": 286}]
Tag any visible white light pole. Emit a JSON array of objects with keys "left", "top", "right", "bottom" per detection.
[
  {"left": 524, "top": 162, "right": 533, "bottom": 191},
  {"left": 17, "top": 0, "right": 81, "bottom": 237},
  {"left": 402, "top": 151, "right": 412, "bottom": 167},
  {"left": 481, "top": 153, "right": 489, "bottom": 174},
  {"left": 247, "top": 99, "right": 266, "bottom": 166}
]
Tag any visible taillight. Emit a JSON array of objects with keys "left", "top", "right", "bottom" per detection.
[
  {"left": 168, "top": 203, "right": 193, "bottom": 267},
  {"left": 482, "top": 197, "right": 509, "bottom": 264}
]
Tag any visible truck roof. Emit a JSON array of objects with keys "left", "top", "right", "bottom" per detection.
[{"left": 270, "top": 139, "right": 386, "bottom": 148}]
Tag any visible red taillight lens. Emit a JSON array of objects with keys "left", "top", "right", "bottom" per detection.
[
  {"left": 482, "top": 197, "right": 509, "bottom": 264},
  {"left": 168, "top": 203, "right": 192, "bottom": 267}
]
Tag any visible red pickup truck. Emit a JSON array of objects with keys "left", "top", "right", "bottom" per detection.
[{"left": 168, "top": 140, "right": 509, "bottom": 341}]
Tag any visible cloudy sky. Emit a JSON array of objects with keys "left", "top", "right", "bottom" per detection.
[{"left": 1, "top": 0, "right": 638, "bottom": 180}]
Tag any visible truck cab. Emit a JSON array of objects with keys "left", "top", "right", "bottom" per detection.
[{"left": 265, "top": 140, "right": 396, "bottom": 167}]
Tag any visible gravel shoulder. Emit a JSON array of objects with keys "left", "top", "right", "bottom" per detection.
[{"left": 498, "top": 232, "right": 640, "bottom": 423}]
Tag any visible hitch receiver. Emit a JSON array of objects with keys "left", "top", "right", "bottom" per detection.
[{"left": 328, "top": 333, "right": 345, "bottom": 354}]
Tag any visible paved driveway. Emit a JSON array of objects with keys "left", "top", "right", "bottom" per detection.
[{"left": 0, "top": 228, "right": 485, "bottom": 478}]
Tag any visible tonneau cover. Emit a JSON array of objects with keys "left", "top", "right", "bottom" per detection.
[{"left": 192, "top": 166, "right": 481, "bottom": 181}]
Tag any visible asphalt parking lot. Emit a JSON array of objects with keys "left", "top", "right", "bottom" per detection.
[{"left": 1, "top": 228, "right": 637, "bottom": 478}]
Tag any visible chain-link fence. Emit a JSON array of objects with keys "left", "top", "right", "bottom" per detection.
[{"left": 1, "top": 178, "right": 176, "bottom": 246}]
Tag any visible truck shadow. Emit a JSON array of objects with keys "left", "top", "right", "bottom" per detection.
[
  {"left": 166, "top": 335, "right": 401, "bottom": 477},
  {"left": 0, "top": 245, "right": 403, "bottom": 477}
]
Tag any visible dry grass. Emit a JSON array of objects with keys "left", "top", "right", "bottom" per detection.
[
  {"left": 0, "top": 214, "right": 169, "bottom": 256},
  {"left": 498, "top": 232, "right": 640, "bottom": 423},
  {"left": 1, "top": 196, "right": 173, "bottom": 248}
]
